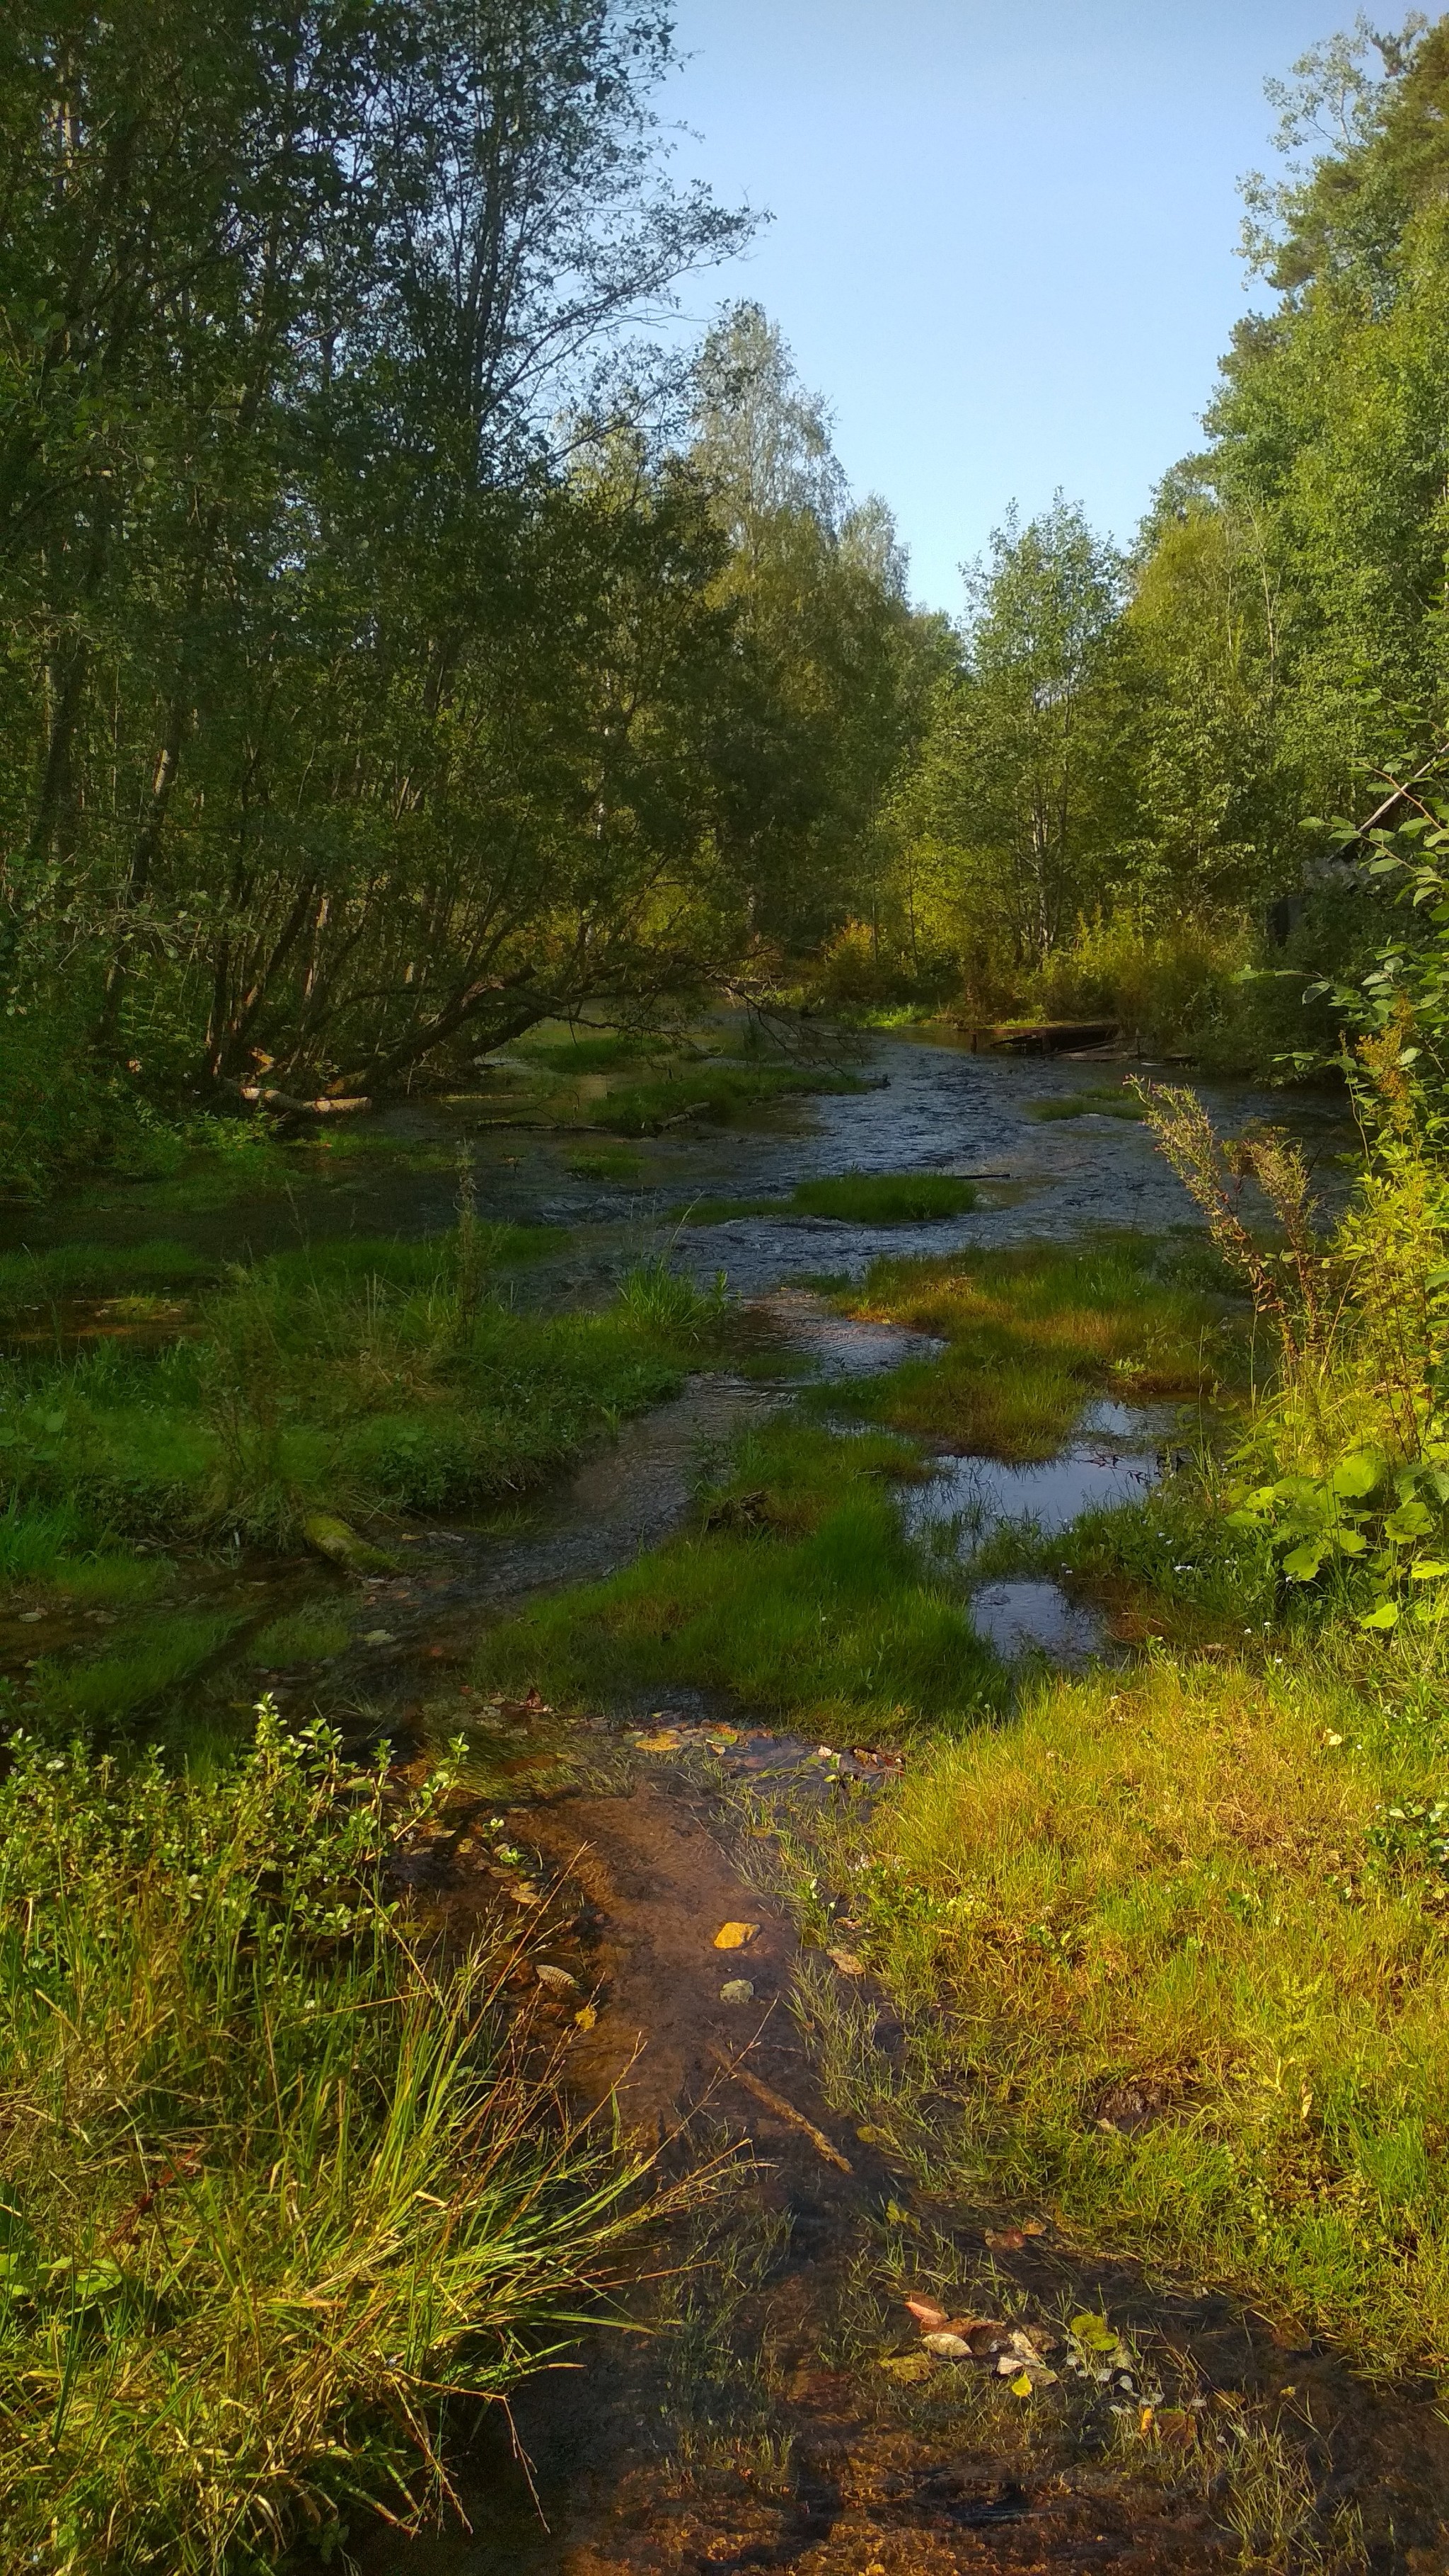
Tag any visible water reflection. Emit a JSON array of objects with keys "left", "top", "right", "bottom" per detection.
[{"left": 969, "top": 1578, "right": 1107, "bottom": 1667}]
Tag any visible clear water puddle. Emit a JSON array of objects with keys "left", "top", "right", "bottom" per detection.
[
  {"left": 900, "top": 1396, "right": 1178, "bottom": 1664},
  {"left": 968, "top": 1577, "right": 1109, "bottom": 1667}
]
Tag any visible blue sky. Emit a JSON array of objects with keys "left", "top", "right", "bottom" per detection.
[{"left": 662, "top": 0, "right": 1347, "bottom": 612}]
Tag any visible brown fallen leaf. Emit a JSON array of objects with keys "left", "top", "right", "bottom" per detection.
[
  {"left": 713, "top": 1921, "right": 760, "bottom": 1950},
  {"left": 904, "top": 2298, "right": 949, "bottom": 2330},
  {"left": 922, "top": 2331, "right": 972, "bottom": 2358},
  {"left": 984, "top": 2226, "right": 1025, "bottom": 2251},
  {"left": 535, "top": 1963, "right": 577, "bottom": 1993},
  {"left": 827, "top": 1948, "right": 867, "bottom": 1977}
]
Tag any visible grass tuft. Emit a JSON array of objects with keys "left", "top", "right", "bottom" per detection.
[
  {"left": 0, "top": 1708, "right": 661, "bottom": 2572},
  {"left": 832, "top": 1238, "right": 1240, "bottom": 1456},
  {"left": 1027, "top": 1089, "right": 1146, "bottom": 1123},
  {"left": 679, "top": 1171, "right": 978, "bottom": 1226}
]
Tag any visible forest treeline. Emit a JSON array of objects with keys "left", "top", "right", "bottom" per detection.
[{"left": 8, "top": 6, "right": 1449, "bottom": 1184}]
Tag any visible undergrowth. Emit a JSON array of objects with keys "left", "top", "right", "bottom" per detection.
[{"left": 0, "top": 1706, "right": 662, "bottom": 2573}]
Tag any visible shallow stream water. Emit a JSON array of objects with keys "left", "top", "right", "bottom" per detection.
[{"left": 12, "top": 1040, "right": 1440, "bottom": 2576}]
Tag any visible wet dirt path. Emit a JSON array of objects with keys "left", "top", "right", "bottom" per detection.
[{"left": 356, "top": 1695, "right": 1449, "bottom": 2576}]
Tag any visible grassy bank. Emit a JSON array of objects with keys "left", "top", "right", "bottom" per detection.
[
  {"left": 829, "top": 1236, "right": 1242, "bottom": 1456},
  {"left": 790, "top": 1648, "right": 1449, "bottom": 2381},
  {"left": 0, "top": 1707, "right": 656, "bottom": 2575},
  {"left": 749, "top": 1089, "right": 1449, "bottom": 2388}
]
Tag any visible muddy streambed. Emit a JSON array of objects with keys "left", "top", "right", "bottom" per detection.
[{"left": 7, "top": 1042, "right": 1437, "bottom": 2575}]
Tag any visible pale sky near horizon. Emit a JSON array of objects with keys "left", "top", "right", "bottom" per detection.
[{"left": 660, "top": 1, "right": 1353, "bottom": 614}]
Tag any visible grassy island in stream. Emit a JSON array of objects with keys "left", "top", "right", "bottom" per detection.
[{"left": 473, "top": 1237, "right": 1240, "bottom": 1732}]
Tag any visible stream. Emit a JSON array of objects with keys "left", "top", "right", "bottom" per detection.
[{"left": 10, "top": 1037, "right": 1443, "bottom": 2576}]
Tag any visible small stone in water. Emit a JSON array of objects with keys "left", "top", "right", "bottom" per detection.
[{"left": 719, "top": 1978, "right": 754, "bottom": 2004}]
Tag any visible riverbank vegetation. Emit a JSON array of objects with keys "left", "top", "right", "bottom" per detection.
[
  {"left": 0, "top": 1236, "right": 724, "bottom": 1551},
  {"left": 16, "top": 3, "right": 1449, "bottom": 2553},
  {"left": 761, "top": 1047, "right": 1449, "bottom": 2387},
  {"left": 15, "top": 16, "right": 1449, "bottom": 1204},
  {"left": 0, "top": 1707, "right": 664, "bottom": 2575}
]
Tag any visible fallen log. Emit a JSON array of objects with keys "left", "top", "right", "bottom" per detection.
[
  {"left": 966, "top": 1020, "right": 1119, "bottom": 1056},
  {"left": 237, "top": 1084, "right": 373, "bottom": 1117}
]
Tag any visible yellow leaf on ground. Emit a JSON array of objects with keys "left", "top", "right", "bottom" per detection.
[
  {"left": 713, "top": 1921, "right": 760, "bottom": 1950},
  {"left": 633, "top": 1729, "right": 683, "bottom": 1752},
  {"left": 573, "top": 2003, "right": 598, "bottom": 2030}
]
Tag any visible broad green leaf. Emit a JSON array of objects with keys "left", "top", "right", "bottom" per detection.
[
  {"left": 1359, "top": 1599, "right": 1401, "bottom": 1630},
  {"left": 1330, "top": 1452, "right": 1382, "bottom": 1500}
]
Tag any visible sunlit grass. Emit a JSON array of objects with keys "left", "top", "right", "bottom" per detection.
[
  {"left": 0, "top": 1713, "right": 665, "bottom": 2574},
  {"left": 819, "top": 1654, "right": 1449, "bottom": 2378},
  {"left": 832, "top": 1238, "right": 1242, "bottom": 1456}
]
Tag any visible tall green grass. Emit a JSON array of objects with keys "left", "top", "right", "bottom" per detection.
[
  {"left": 813, "top": 1653, "right": 1449, "bottom": 2381},
  {"left": 0, "top": 1708, "right": 659, "bottom": 2573},
  {"left": 0, "top": 1243, "right": 726, "bottom": 1547}
]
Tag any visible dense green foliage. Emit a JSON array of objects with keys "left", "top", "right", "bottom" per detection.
[
  {"left": 818, "top": 18, "right": 1449, "bottom": 1049},
  {"left": 0, "top": 6, "right": 935, "bottom": 1183},
  {"left": 23, "top": 11, "right": 1449, "bottom": 1166}
]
